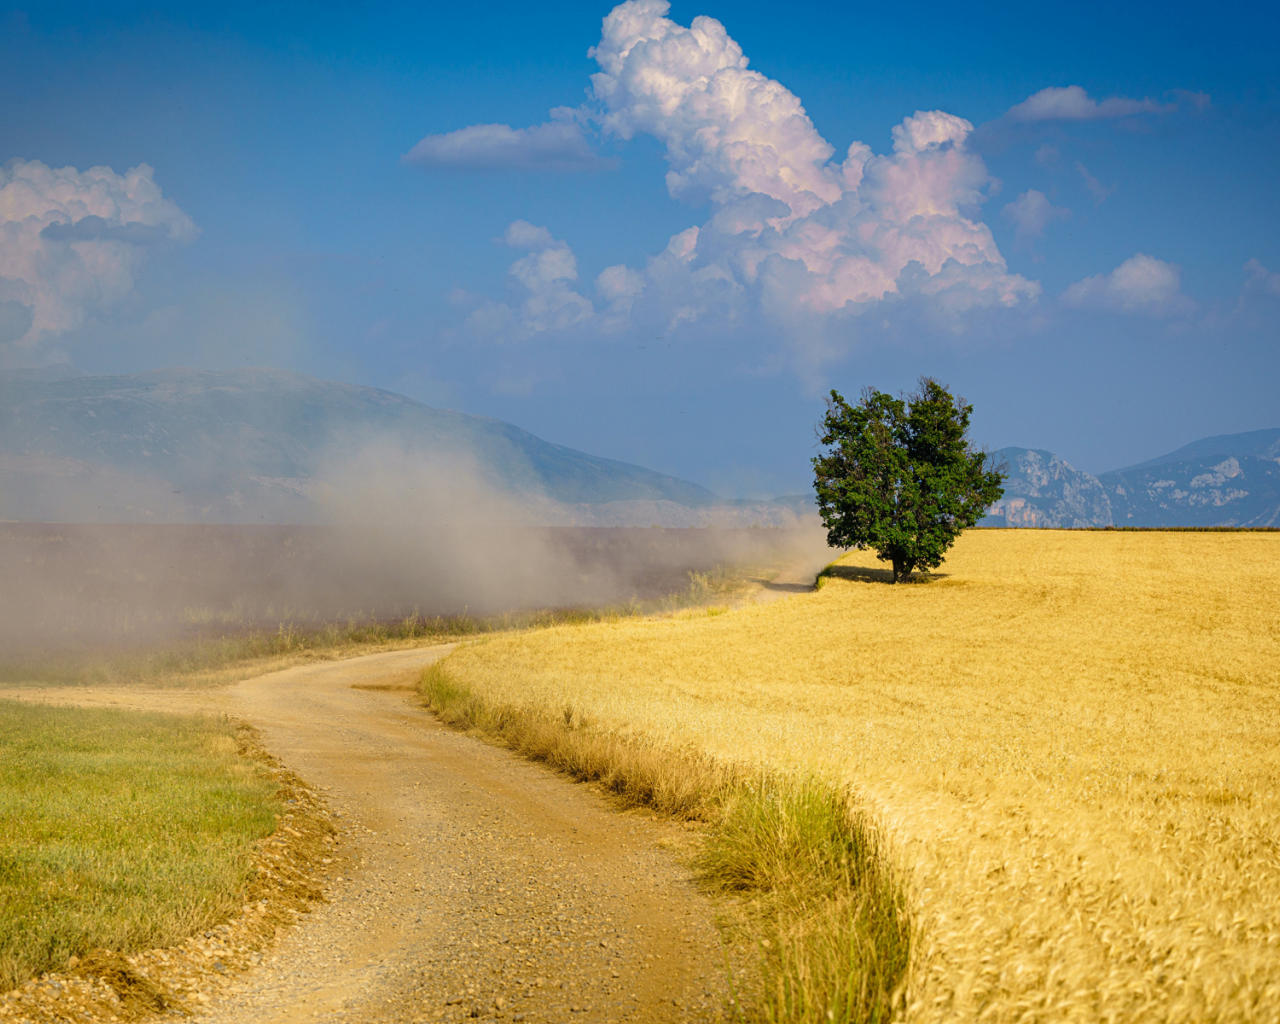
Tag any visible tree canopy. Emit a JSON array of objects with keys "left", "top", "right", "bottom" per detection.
[{"left": 812, "top": 378, "right": 1005, "bottom": 582}]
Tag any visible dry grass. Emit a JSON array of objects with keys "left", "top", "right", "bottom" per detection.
[
  {"left": 418, "top": 665, "right": 910, "bottom": 1023},
  {"left": 436, "top": 530, "right": 1280, "bottom": 1022},
  {"left": 698, "top": 781, "right": 910, "bottom": 1024},
  {"left": 420, "top": 661, "right": 740, "bottom": 817}
]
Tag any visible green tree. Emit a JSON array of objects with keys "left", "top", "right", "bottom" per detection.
[{"left": 812, "top": 377, "right": 1005, "bottom": 583}]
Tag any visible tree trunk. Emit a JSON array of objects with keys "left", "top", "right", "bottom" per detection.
[{"left": 891, "top": 556, "right": 910, "bottom": 583}]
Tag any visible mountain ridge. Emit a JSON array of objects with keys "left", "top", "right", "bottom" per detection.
[
  {"left": 4, "top": 366, "right": 1274, "bottom": 529},
  {"left": 1109, "top": 428, "right": 1280, "bottom": 474},
  {"left": 0, "top": 367, "right": 728, "bottom": 522},
  {"left": 982, "top": 431, "right": 1280, "bottom": 529}
]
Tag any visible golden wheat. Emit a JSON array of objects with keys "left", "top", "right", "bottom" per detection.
[{"left": 439, "top": 530, "right": 1280, "bottom": 1023}]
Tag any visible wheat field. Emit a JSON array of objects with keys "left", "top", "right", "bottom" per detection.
[{"left": 439, "top": 530, "right": 1280, "bottom": 1023}]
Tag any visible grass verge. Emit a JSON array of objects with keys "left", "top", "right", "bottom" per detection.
[
  {"left": 0, "top": 700, "right": 283, "bottom": 992},
  {"left": 418, "top": 661, "right": 910, "bottom": 1024}
]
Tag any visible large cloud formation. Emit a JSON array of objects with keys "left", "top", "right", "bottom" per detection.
[
  {"left": 464, "top": 0, "right": 1038, "bottom": 345},
  {"left": 0, "top": 158, "right": 196, "bottom": 351}
]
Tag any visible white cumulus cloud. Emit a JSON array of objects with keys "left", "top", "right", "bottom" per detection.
[
  {"left": 464, "top": 0, "right": 1038, "bottom": 345},
  {"left": 1002, "top": 190, "right": 1070, "bottom": 242},
  {"left": 597, "top": 1, "right": 1036, "bottom": 314},
  {"left": 464, "top": 221, "right": 594, "bottom": 340},
  {"left": 1062, "top": 253, "right": 1193, "bottom": 316},
  {"left": 0, "top": 158, "right": 196, "bottom": 351},
  {"left": 1243, "top": 259, "right": 1280, "bottom": 297},
  {"left": 1004, "top": 85, "right": 1175, "bottom": 122},
  {"left": 588, "top": 4, "right": 842, "bottom": 217},
  {"left": 403, "top": 112, "right": 612, "bottom": 172}
]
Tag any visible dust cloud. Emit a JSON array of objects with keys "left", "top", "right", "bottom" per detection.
[{"left": 0, "top": 439, "right": 827, "bottom": 663}]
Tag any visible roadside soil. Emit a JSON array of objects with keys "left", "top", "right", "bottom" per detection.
[
  {"left": 0, "top": 646, "right": 741, "bottom": 1024},
  {"left": 749, "top": 549, "right": 830, "bottom": 602}
]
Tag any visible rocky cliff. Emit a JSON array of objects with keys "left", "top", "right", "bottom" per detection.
[{"left": 981, "top": 448, "right": 1113, "bottom": 528}]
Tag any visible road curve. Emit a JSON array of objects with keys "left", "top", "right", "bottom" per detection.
[{"left": 5, "top": 648, "right": 732, "bottom": 1024}]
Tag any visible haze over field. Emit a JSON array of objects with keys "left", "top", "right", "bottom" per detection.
[
  {"left": 0, "top": 0, "right": 1276, "bottom": 656},
  {"left": 0, "top": 517, "right": 825, "bottom": 661}
]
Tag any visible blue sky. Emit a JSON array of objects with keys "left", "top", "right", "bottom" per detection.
[{"left": 2, "top": 0, "right": 1278, "bottom": 495}]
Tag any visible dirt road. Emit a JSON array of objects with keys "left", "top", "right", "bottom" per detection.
[{"left": 3, "top": 648, "right": 734, "bottom": 1024}]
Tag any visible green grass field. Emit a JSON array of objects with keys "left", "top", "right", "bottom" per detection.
[{"left": 0, "top": 701, "right": 281, "bottom": 991}]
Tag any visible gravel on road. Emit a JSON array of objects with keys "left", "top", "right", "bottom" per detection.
[{"left": 0, "top": 646, "right": 739, "bottom": 1024}]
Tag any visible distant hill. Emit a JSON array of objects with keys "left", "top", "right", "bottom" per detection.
[
  {"left": 1100, "top": 428, "right": 1280, "bottom": 528},
  {"left": 12, "top": 367, "right": 1268, "bottom": 529},
  {"left": 1113, "top": 428, "right": 1280, "bottom": 473},
  {"left": 980, "top": 448, "right": 1113, "bottom": 528},
  {"left": 0, "top": 368, "right": 728, "bottom": 523}
]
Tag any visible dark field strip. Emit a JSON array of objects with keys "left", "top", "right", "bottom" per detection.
[
  {"left": 0, "top": 523, "right": 816, "bottom": 661},
  {"left": 977, "top": 525, "right": 1280, "bottom": 532}
]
